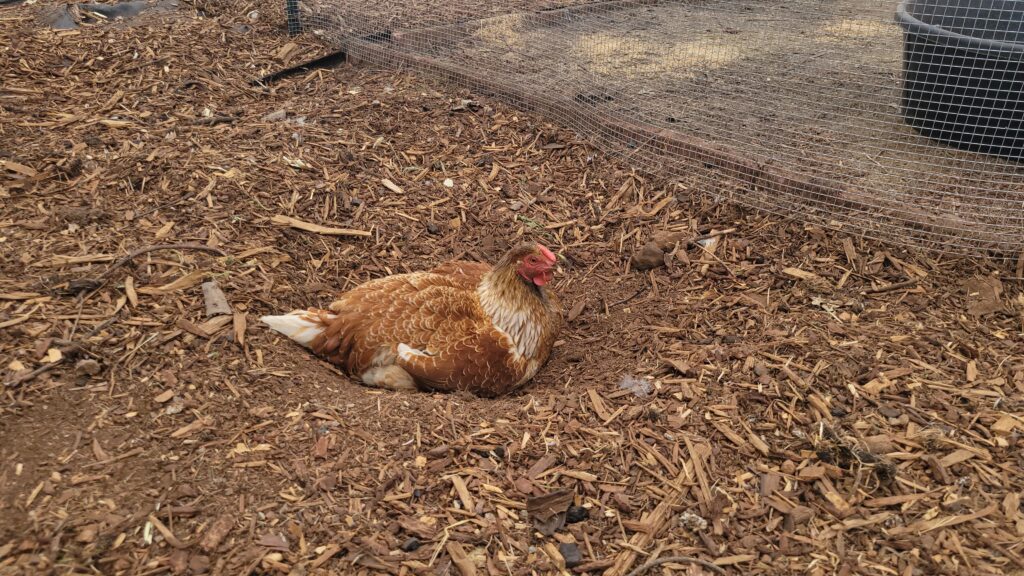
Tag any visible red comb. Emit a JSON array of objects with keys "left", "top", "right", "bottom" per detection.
[{"left": 537, "top": 243, "right": 557, "bottom": 263}]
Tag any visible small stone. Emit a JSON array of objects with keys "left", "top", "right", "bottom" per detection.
[
  {"left": 752, "top": 362, "right": 769, "bottom": 377},
  {"left": 400, "top": 537, "right": 421, "bottom": 552},
  {"left": 558, "top": 543, "right": 582, "bottom": 568},
  {"left": 443, "top": 178, "right": 454, "bottom": 188},
  {"left": 781, "top": 460, "right": 796, "bottom": 475},
  {"left": 426, "top": 222, "right": 439, "bottom": 235},
  {"left": 75, "top": 358, "right": 101, "bottom": 377},
  {"left": 630, "top": 242, "right": 665, "bottom": 270},
  {"left": 565, "top": 505, "right": 588, "bottom": 524}
]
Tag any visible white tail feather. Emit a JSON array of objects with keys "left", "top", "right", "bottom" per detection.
[{"left": 260, "top": 310, "right": 336, "bottom": 348}]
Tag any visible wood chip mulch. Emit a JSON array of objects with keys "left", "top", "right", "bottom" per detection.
[{"left": 2, "top": 1, "right": 1023, "bottom": 575}]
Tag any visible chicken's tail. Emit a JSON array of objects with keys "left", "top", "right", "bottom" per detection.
[{"left": 260, "top": 308, "right": 337, "bottom": 349}]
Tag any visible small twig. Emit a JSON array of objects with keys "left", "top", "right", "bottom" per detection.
[
  {"left": 861, "top": 279, "right": 918, "bottom": 295},
  {"left": 67, "top": 291, "right": 91, "bottom": 341},
  {"left": 608, "top": 286, "right": 646, "bottom": 309},
  {"left": 624, "top": 555, "right": 726, "bottom": 576},
  {"left": 99, "top": 243, "right": 227, "bottom": 280},
  {"left": 83, "top": 447, "right": 145, "bottom": 469},
  {"left": 693, "top": 243, "right": 737, "bottom": 279},
  {"left": 686, "top": 227, "right": 737, "bottom": 246},
  {"left": 191, "top": 115, "right": 236, "bottom": 126}
]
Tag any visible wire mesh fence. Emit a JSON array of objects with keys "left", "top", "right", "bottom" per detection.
[{"left": 291, "top": 0, "right": 1024, "bottom": 257}]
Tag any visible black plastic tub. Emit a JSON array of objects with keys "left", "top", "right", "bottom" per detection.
[{"left": 895, "top": 0, "right": 1024, "bottom": 161}]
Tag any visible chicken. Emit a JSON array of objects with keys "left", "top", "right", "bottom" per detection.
[{"left": 260, "top": 241, "right": 562, "bottom": 397}]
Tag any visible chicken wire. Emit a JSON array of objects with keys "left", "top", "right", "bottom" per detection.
[{"left": 291, "top": 0, "right": 1024, "bottom": 257}]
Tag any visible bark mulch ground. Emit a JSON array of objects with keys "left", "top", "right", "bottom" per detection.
[{"left": 1, "top": 1, "right": 1023, "bottom": 574}]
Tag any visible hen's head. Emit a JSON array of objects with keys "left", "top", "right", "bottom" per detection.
[{"left": 503, "top": 241, "right": 558, "bottom": 287}]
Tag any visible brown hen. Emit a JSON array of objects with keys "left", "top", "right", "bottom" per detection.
[{"left": 260, "top": 241, "right": 562, "bottom": 397}]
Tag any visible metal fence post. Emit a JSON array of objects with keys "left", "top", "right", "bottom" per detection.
[{"left": 286, "top": 0, "right": 300, "bottom": 36}]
